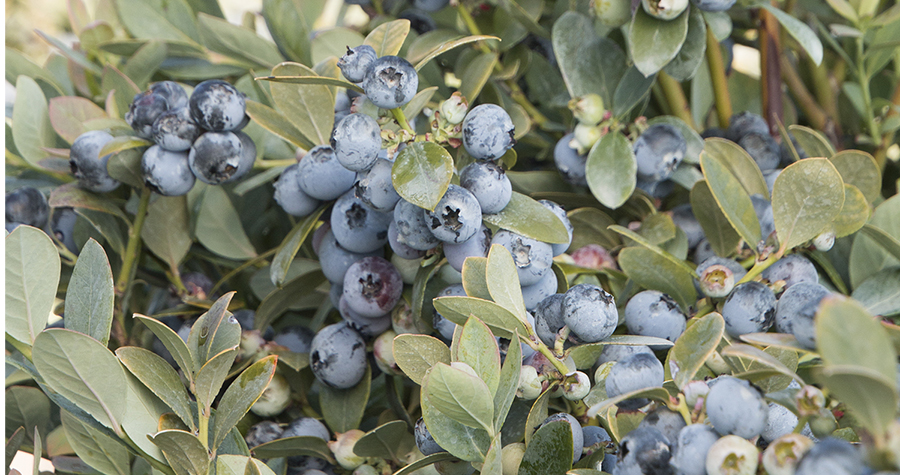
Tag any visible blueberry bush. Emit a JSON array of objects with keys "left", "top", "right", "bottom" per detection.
[{"left": 6, "top": 0, "right": 900, "bottom": 474}]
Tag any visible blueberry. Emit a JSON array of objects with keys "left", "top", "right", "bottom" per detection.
[
  {"left": 761, "top": 433, "right": 815, "bottom": 475},
  {"left": 274, "top": 164, "right": 320, "bottom": 217},
  {"left": 582, "top": 425, "right": 612, "bottom": 457},
  {"left": 273, "top": 325, "right": 315, "bottom": 353},
  {"left": 339, "top": 296, "right": 393, "bottom": 338},
  {"left": 670, "top": 424, "right": 719, "bottom": 475},
  {"left": 774, "top": 282, "right": 830, "bottom": 350},
  {"left": 245, "top": 420, "right": 283, "bottom": 448},
  {"left": 563, "top": 284, "right": 618, "bottom": 343},
  {"left": 141, "top": 145, "right": 195, "bottom": 196},
  {"left": 726, "top": 111, "right": 768, "bottom": 142},
  {"left": 721, "top": 281, "right": 776, "bottom": 338},
  {"left": 5, "top": 187, "right": 49, "bottom": 232},
  {"left": 761, "top": 402, "right": 800, "bottom": 443},
  {"left": 614, "top": 426, "right": 672, "bottom": 475},
  {"left": 317, "top": 229, "right": 383, "bottom": 284},
  {"left": 388, "top": 220, "right": 425, "bottom": 259},
  {"left": 189, "top": 79, "right": 246, "bottom": 131},
  {"left": 605, "top": 353, "right": 664, "bottom": 410},
  {"left": 151, "top": 107, "right": 201, "bottom": 151},
  {"left": 638, "top": 407, "right": 686, "bottom": 445},
  {"left": 393, "top": 199, "right": 440, "bottom": 251},
  {"left": 425, "top": 185, "right": 482, "bottom": 244},
  {"left": 696, "top": 256, "right": 746, "bottom": 298},
  {"left": 459, "top": 161, "right": 512, "bottom": 214},
  {"left": 554, "top": 133, "right": 587, "bottom": 186},
  {"left": 309, "top": 323, "right": 367, "bottom": 389},
  {"left": 188, "top": 131, "right": 244, "bottom": 185},
  {"left": 414, "top": 0, "right": 449, "bottom": 10},
  {"left": 297, "top": 145, "right": 357, "bottom": 201},
  {"left": 355, "top": 158, "right": 400, "bottom": 211},
  {"left": 762, "top": 254, "right": 818, "bottom": 289},
  {"left": 251, "top": 373, "right": 291, "bottom": 416},
  {"left": 701, "top": 127, "right": 727, "bottom": 139},
  {"left": 634, "top": 124, "right": 686, "bottom": 182},
  {"left": 150, "top": 81, "right": 189, "bottom": 110},
  {"left": 641, "top": 0, "right": 688, "bottom": 19},
  {"left": 696, "top": 256, "right": 747, "bottom": 283},
  {"left": 126, "top": 91, "right": 169, "bottom": 139},
  {"left": 596, "top": 345, "right": 653, "bottom": 366},
  {"left": 398, "top": 9, "right": 437, "bottom": 34},
  {"left": 433, "top": 284, "right": 466, "bottom": 341},
  {"left": 522, "top": 270, "right": 558, "bottom": 311},
  {"left": 739, "top": 132, "right": 780, "bottom": 171},
  {"left": 362, "top": 55, "right": 418, "bottom": 109},
  {"left": 442, "top": 224, "right": 492, "bottom": 272},
  {"left": 69, "top": 130, "right": 119, "bottom": 193},
  {"left": 226, "top": 130, "right": 257, "bottom": 183},
  {"left": 342, "top": 256, "right": 403, "bottom": 318},
  {"left": 751, "top": 194, "right": 775, "bottom": 241},
  {"left": 795, "top": 438, "right": 862, "bottom": 475},
  {"left": 624, "top": 290, "right": 686, "bottom": 348},
  {"left": 492, "top": 230, "right": 553, "bottom": 286},
  {"left": 338, "top": 45, "right": 377, "bottom": 84},
  {"left": 539, "top": 200, "right": 573, "bottom": 256},
  {"left": 692, "top": 238, "right": 716, "bottom": 265},
  {"left": 331, "top": 189, "right": 392, "bottom": 253},
  {"left": 705, "top": 435, "right": 758, "bottom": 475},
  {"left": 461, "top": 104, "right": 515, "bottom": 160},
  {"left": 282, "top": 417, "right": 330, "bottom": 471},
  {"left": 534, "top": 293, "right": 566, "bottom": 346},
  {"left": 415, "top": 418, "right": 445, "bottom": 455},
  {"left": 541, "top": 413, "right": 583, "bottom": 462},
  {"left": 704, "top": 376, "right": 768, "bottom": 438},
  {"left": 331, "top": 112, "right": 381, "bottom": 172},
  {"left": 690, "top": 0, "right": 735, "bottom": 11},
  {"left": 671, "top": 204, "right": 704, "bottom": 249}
]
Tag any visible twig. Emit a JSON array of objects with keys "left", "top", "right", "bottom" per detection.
[{"left": 705, "top": 28, "right": 733, "bottom": 128}]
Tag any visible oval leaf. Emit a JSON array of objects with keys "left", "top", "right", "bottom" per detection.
[
  {"left": 319, "top": 363, "right": 371, "bottom": 433},
  {"left": 194, "top": 185, "right": 258, "bottom": 260},
  {"left": 669, "top": 312, "right": 724, "bottom": 389},
  {"left": 699, "top": 151, "right": 762, "bottom": 246},
  {"left": 788, "top": 125, "right": 834, "bottom": 158},
  {"left": 270, "top": 206, "right": 327, "bottom": 287},
  {"left": 212, "top": 355, "right": 277, "bottom": 450},
  {"left": 61, "top": 410, "right": 130, "bottom": 475},
  {"left": 392, "top": 142, "right": 454, "bottom": 212},
  {"left": 617, "top": 247, "right": 697, "bottom": 311},
  {"left": 364, "top": 19, "right": 410, "bottom": 57},
  {"left": 251, "top": 435, "right": 334, "bottom": 462},
  {"left": 816, "top": 295, "right": 896, "bottom": 383},
  {"left": 486, "top": 244, "right": 526, "bottom": 319},
  {"left": 702, "top": 138, "right": 768, "bottom": 197},
  {"left": 187, "top": 292, "right": 240, "bottom": 369},
  {"left": 585, "top": 131, "right": 636, "bottom": 209},
  {"left": 829, "top": 150, "right": 881, "bottom": 204},
  {"left": 433, "top": 296, "right": 528, "bottom": 339},
  {"left": 194, "top": 347, "right": 239, "bottom": 411},
  {"left": 48, "top": 96, "right": 107, "bottom": 144},
  {"left": 690, "top": 180, "right": 742, "bottom": 257},
  {"left": 269, "top": 62, "right": 334, "bottom": 146},
  {"left": 135, "top": 314, "right": 195, "bottom": 382},
  {"left": 116, "top": 346, "right": 196, "bottom": 431},
  {"left": 833, "top": 184, "right": 870, "bottom": 238},
  {"left": 760, "top": 4, "right": 823, "bottom": 65},
  {"left": 12, "top": 76, "right": 56, "bottom": 166},
  {"left": 458, "top": 317, "right": 502, "bottom": 395},
  {"left": 65, "top": 239, "right": 115, "bottom": 345},
  {"left": 150, "top": 430, "right": 210, "bottom": 475},
  {"left": 482, "top": 192, "right": 570, "bottom": 244},
  {"left": 628, "top": 7, "right": 690, "bottom": 77},
  {"left": 424, "top": 363, "right": 495, "bottom": 433},
  {"left": 816, "top": 365, "right": 898, "bottom": 436},
  {"left": 772, "top": 158, "right": 844, "bottom": 251},
  {"left": 518, "top": 420, "right": 573, "bottom": 475},
  {"left": 414, "top": 35, "right": 500, "bottom": 71},
  {"left": 141, "top": 195, "right": 192, "bottom": 270},
  {"left": 392, "top": 334, "right": 451, "bottom": 386},
  {"left": 6, "top": 225, "right": 60, "bottom": 345}
]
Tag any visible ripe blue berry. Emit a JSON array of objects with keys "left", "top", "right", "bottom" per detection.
[
  {"left": 541, "top": 413, "right": 584, "bottom": 462},
  {"left": 245, "top": 421, "right": 283, "bottom": 448},
  {"left": 634, "top": 123, "right": 686, "bottom": 182},
  {"left": 355, "top": 158, "right": 400, "bottom": 211},
  {"left": 596, "top": 344, "right": 653, "bottom": 366},
  {"left": 563, "top": 284, "right": 618, "bottom": 343},
  {"left": 5, "top": 187, "right": 49, "bottom": 232},
  {"left": 413, "top": 0, "right": 449, "bottom": 11},
  {"left": 614, "top": 426, "right": 673, "bottom": 475},
  {"left": 462, "top": 104, "right": 516, "bottom": 160},
  {"left": 726, "top": 111, "right": 769, "bottom": 142},
  {"left": 331, "top": 112, "right": 381, "bottom": 172},
  {"left": 605, "top": 352, "right": 664, "bottom": 410},
  {"left": 298, "top": 145, "right": 358, "bottom": 201},
  {"left": 282, "top": 417, "right": 330, "bottom": 471},
  {"left": 51, "top": 208, "right": 78, "bottom": 253},
  {"left": 539, "top": 200, "right": 573, "bottom": 256},
  {"left": 317, "top": 229, "right": 383, "bottom": 284},
  {"left": 310, "top": 323, "right": 367, "bottom": 389},
  {"left": 774, "top": 281, "right": 830, "bottom": 350},
  {"left": 338, "top": 45, "right": 378, "bottom": 84},
  {"left": 272, "top": 325, "right": 315, "bottom": 353},
  {"left": 188, "top": 131, "right": 244, "bottom": 184},
  {"left": 342, "top": 256, "right": 403, "bottom": 318},
  {"left": 433, "top": 284, "right": 467, "bottom": 340},
  {"left": 794, "top": 438, "right": 862, "bottom": 475},
  {"left": 394, "top": 199, "right": 440, "bottom": 251},
  {"left": 331, "top": 190, "right": 392, "bottom": 253},
  {"left": 70, "top": 130, "right": 120, "bottom": 193},
  {"left": 690, "top": 0, "right": 736, "bottom": 11},
  {"left": 141, "top": 145, "right": 195, "bottom": 196},
  {"left": 339, "top": 296, "right": 393, "bottom": 338},
  {"left": 670, "top": 424, "right": 720, "bottom": 475},
  {"left": 425, "top": 185, "right": 482, "bottom": 244},
  {"left": 388, "top": 220, "right": 425, "bottom": 259},
  {"left": 762, "top": 254, "right": 818, "bottom": 289},
  {"left": 739, "top": 132, "right": 780, "bottom": 171},
  {"left": 150, "top": 81, "right": 189, "bottom": 110},
  {"left": 722, "top": 281, "right": 776, "bottom": 338},
  {"left": 492, "top": 230, "right": 553, "bottom": 286},
  {"left": 521, "top": 270, "right": 558, "bottom": 311},
  {"left": 705, "top": 376, "right": 768, "bottom": 438},
  {"left": 554, "top": 133, "right": 587, "bottom": 186},
  {"left": 189, "top": 79, "right": 246, "bottom": 131},
  {"left": 671, "top": 204, "right": 704, "bottom": 249},
  {"left": 415, "top": 418, "right": 445, "bottom": 455},
  {"left": 752, "top": 194, "right": 775, "bottom": 241},
  {"left": 362, "top": 55, "right": 418, "bottom": 109},
  {"left": 273, "top": 164, "right": 320, "bottom": 217},
  {"left": 534, "top": 293, "right": 566, "bottom": 346},
  {"left": 151, "top": 107, "right": 201, "bottom": 151},
  {"left": 459, "top": 161, "right": 512, "bottom": 214},
  {"left": 126, "top": 91, "right": 169, "bottom": 139},
  {"left": 442, "top": 224, "right": 492, "bottom": 272},
  {"left": 624, "top": 290, "right": 686, "bottom": 348}
]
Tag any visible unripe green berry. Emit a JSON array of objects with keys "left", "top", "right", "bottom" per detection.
[
  {"left": 501, "top": 443, "right": 525, "bottom": 475},
  {"left": 329, "top": 429, "right": 367, "bottom": 470},
  {"left": 517, "top": 365, "right": 542, "bottom": 400},
  {"left": 250, "top": 373, "right": 291, "bottom": 416},
  {"left": 569, "top": 94, "right": 606, "bottom": 126},
  {"left": 705, "top": 435, "right": 759, "bottom": 475}
]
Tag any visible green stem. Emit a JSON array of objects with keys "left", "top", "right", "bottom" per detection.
[
  {"left": 372, "top": 0, "right": 385, "bottom": 15},
  {"left": 457, "top": 5, "right": 491, "bottom": 53},
  {"left": 252, "top": 159, "right": 296, "bottom": 169},
  {"left": 391, "top": 107, "right": 415, "bottom": 133},
  {"left": 792, "top": 415, "right": 810, "bottom": 434},
  {"left": 737, "top": 251, "right": 783, "bottom": 285},
  {"left": 116, "top": 187, "right": 152, "bottom": 294},
  {"left": 657, "top": 72, "right": 697, "bottom": 130},
  {"left": 507, "top": 80, "right": 551, "bottom": 128},
  {"left": 857, "top": 38, "right": 880, "bottom": 144},
  {"left": 553, "top": 326, "right": 571, "bottom": 357},
  {"left": 529, "top": 334, "right": 572, "bottom": 377},
  {"left": 705, "top": 27, "right": 733, "bottom": 128},
  {"left": 198, "top": 406, "right": 210, "bottom": 451},
  {"left": 209, "top": 247, "right": 278, "bottom": 295}
]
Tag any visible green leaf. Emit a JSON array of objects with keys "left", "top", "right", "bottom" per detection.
[
  {"left": 608, "top": 225, "right": 698, "bottom": 278},
  {"left": 787, "top": 125, "right": 834, "bottom": 158},
  {"left": 414, "top": 35, "right": 501, "bottom": 71},
  {"left": 392, "top": 334, "right": 451, "bottom": 386},
  {"left": 194, "top": 185, "right": 258, "bottom": 260},
  {"left": 135, "top": 314, "right": 195, "bottom": 383},
  {"left": 123, "top": 41, "right": 167, "bottom": 88},
  {"left": 816, "top": 295, "right": 896, "bottom": 382},
  {"left": 613, "top": 66, "right": 655, "bottom": 118},
  {"left": 5, "top": 386, "right": 52, "bottom": 447},
  {"left": 829, "top": 150, "right": 881, "bottom": 204},
  {"left": 568, "top": 208, "right": 619, "bottom": 250},
  {"left": 669, "top": 313, "right": 724, "bottom": 389},
  {"left": 256, "top": 75, "right": 364, "bottom": 94},
  {"left": 850, "top": 195, "right": 900, "bottom": 287},
  {"left": 6, "top": 226, "right": 60, "bottom": 345},
  {"left": 518, "top": 420, "right": 573, "bottom": 475},
  {"left": 700, "top": 151, "right": 762, "bottom": 246},
  {"left": 702, "top": 138, "right": 769, "bottom": 197},
  {"left": 353, "top": 420, "right": 415, "bottom": 461},
  {"left": 759, "top": 4, "right": 823, "bottom": 65},
  {"left": 551, "top": 11, "right": 626, "bottom": 105},
  {"left": 245, "top": 100, "right": 314, "bottom": 150},
  {"left": 462, "top": 256, "right": 492, "bottom": 301},
  {"left": 663, "top": 5, "right": 707, "bottom": 81},
  {"left": 524, "top": 390, "right": 550, "bottom": 446},
  {"left": 585, "top": 132, "right": 636, "bottom": 209},
  {"left": 404, "top": 86, "right": 439, "bottom": 119},
  {"left": 75, "top": 209, "right": 126, "bottom": 256},
  {"left": 216, "top": 455, "right": 277, "bottom": 475},
  {"left": 98, "top": 135, "right": 152, "bottom": 157},
  {"left": 833, "top": 184, "right": 870, "bottom": 238},
  {"left": 116, "top": 346, "right": 195, "bottom": 430},
  {"left": 61, "top": 410, "right": 130, "bottom": 475},
  {"left": 826, "top": 0, "right": 859, "bottom": 22},
  {"left": 142, "top": 195, "right": 192, "bottom": 270},
  {"left": 393, "top": 453, "right": 457, "bottom": 475},
  {"left": 251, "top": 435, "right": 334, "bottom": 462},
  {"left": 254, "top": 270, "right": 327, "bottom": 331},
  {"left": 392, "top": 141, "right": 454, "bottom": 211},
  {"left": 460, "top": 52, "right": 498, "bottom": 103},
  {"left": 482, "top": 192, "right": 570, "bottom": 244},
  {"left": 12, "top": 76, "right": 56, "bottom": 166},
  {"left": 106, "top": 147, "right": 144, "bottom": 188},
  {"left": 320, "top": 363, "right": 371, "bottom": 433},
  {"left": 433, "top": 296, "right": 528, "bottom": 339},
  {"left": 270, "top": 206, "right": 327, "bottom": 287},
  {"left": 648, "top": 116, "right": 705, "bottom": 164},
  {"left": 772, "top": 158, "right": 845, "bottom": 251},
  {"left": 494, "top": 329, "right": 521, "bottom": 432},
  {"left": 48, "top": 96, "right": 107, "bottom": 144},
  {"left": 269, "top": 62, "right": 334, "bottom": 146},
  {"left": 486, "top": 244, "right": 527, "bottom": 319},
  {"left": 33, "top": 329, "right": 128, "bottom": 432},
  {"left": 261, "top": 0, "right": 312, "bottom": 65},
  {"left": 114, "top": 0, "right": 199, "bottom": 44},
  {"left": 6, "top": 427, "right": 26, "bottom": 475},
  {"left": 195, "top": 347, "right": 239, "bottom": 410},
  {"left": 458, "top": 317, "right": 502, "bottom": 395},
  {"left": 690, "top": 180, "right": 741, "bottom": 257},
  {"left": 424, "top": 363, "right": 495, "bottom": 433},
  {"left": 64, "top": 239, "right": 114, "bottom": 344},
  {"left": 421, "top": 388, "right": 491, "bottom": 462},
  {"left": 585, "top": 387, "right": 671, "bottom": 418},
  {"left": 150, "top": 430, "right": 210, "bottom": 475},
  {"left": 48, "top": 184, "right": 131, "bottom": 223},
  {"left": 482, "top": 435, "right": 502, "bottom": 475},
  {"left": 617, "top": 247, "right": 697, "bottom": 311},
  {"left": 629, "top": 7, "right": 690, "bottom": 77},
  {"left": 365, "top": 19, "right": 411, "bottom": 56},
  {"left": 101, "top": 65, "right": 142, "bottom": 119},
  {"left": 187, "top": 292, "right": 240, "bottom": 369},
  {"left": 721, "top": 343, "right": 801, "bottom": 383},
  {"left": 197, "top": 13, "right": 283, "bottom": 69},
  {"left": 739, "top": 332, "right": 810, "bottom": 352},
  {"left": 815, "top": 365, "right": 898, "bottom": 436},
  {"left": 121, "top": 372, "right": 171, "bottom": 464},
  {"left": 212, "top": 355, "right": 277, "bottom": 450}
]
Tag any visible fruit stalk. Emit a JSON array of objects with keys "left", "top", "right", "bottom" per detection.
[
  {"left": 116, "top": 185, "right": 152, "bottom": 294},
  {"left": 705, "top": 27, "right": 733, "bottom": 128},
  {"left": 780, "top": 54, "right": 829, "bottom": 133},
  {"left": 657, "top": 72, "right": 697, "bottom": 130},
  {"left": 390, "top": 107, "right": 415, "bottom": 133}
]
